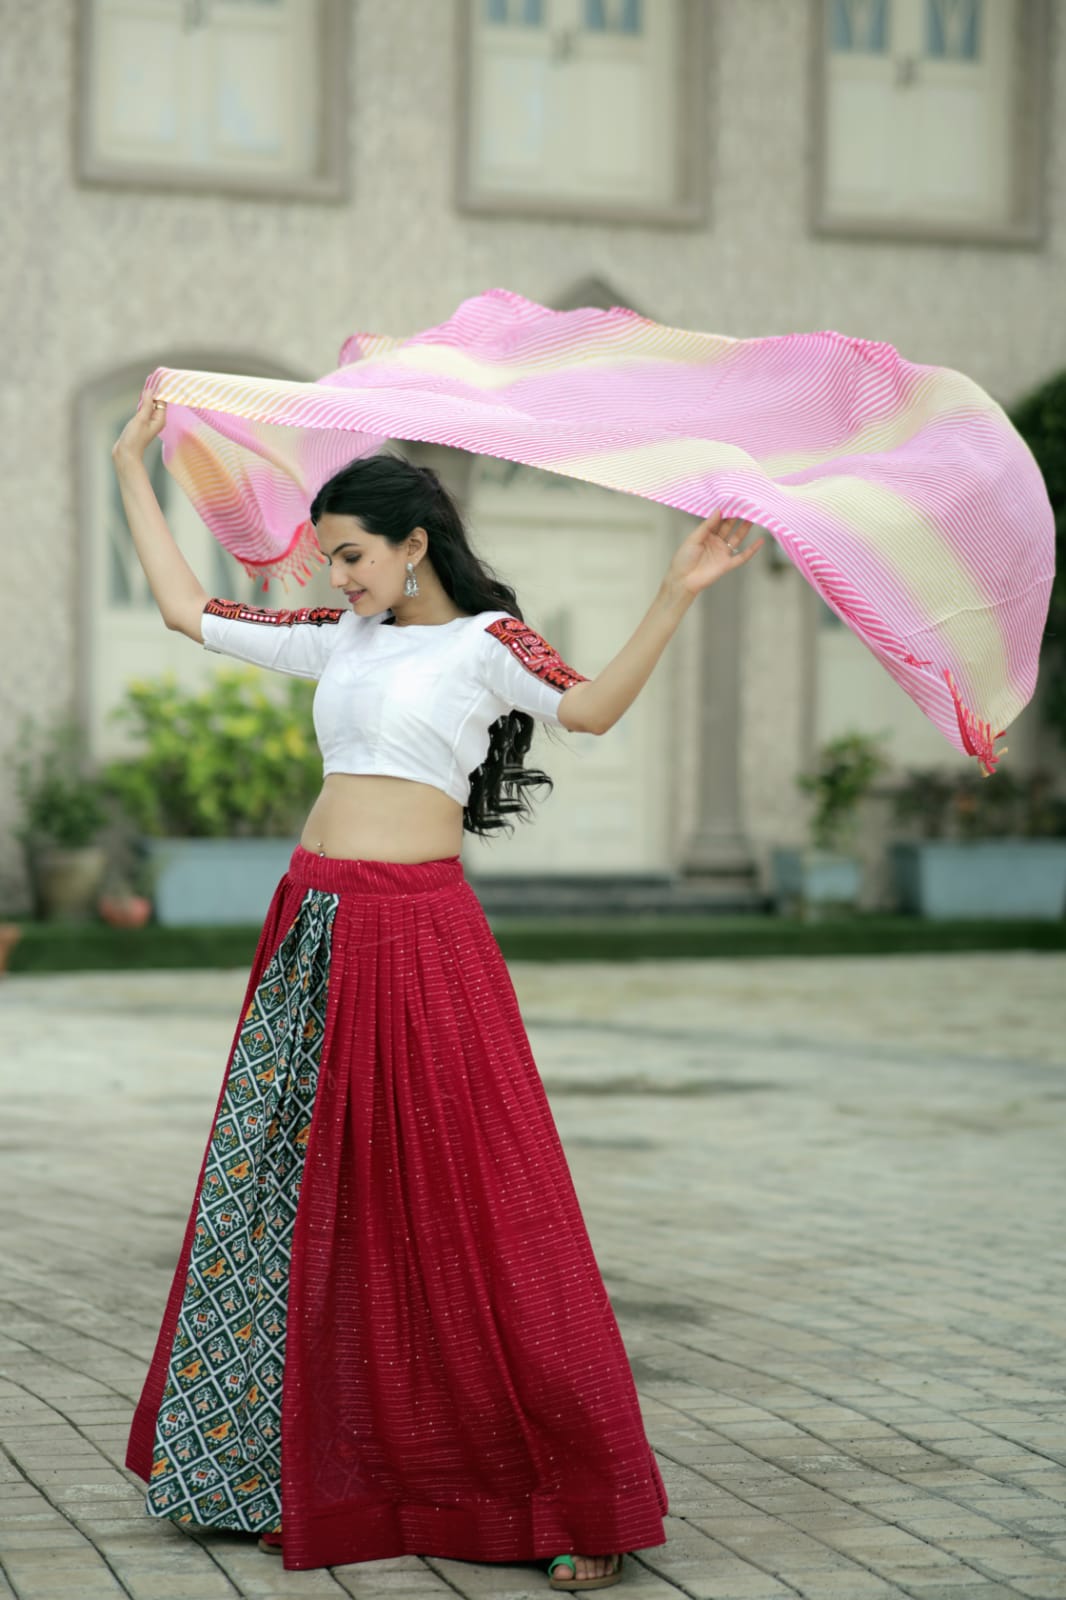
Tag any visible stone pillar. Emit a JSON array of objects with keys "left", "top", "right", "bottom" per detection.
[{"left": 680, "top": 574, "right": 757, "bottom": 888}]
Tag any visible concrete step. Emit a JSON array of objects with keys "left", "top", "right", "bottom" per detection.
[{"left": 464, "top": 874, "right": 772, "bottom": 918}]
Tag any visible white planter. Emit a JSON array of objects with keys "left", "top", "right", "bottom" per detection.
[
  {"left": 890, "top": 840, "right": 1066, "bottom": 920},
  {"left": 142, "top": 837, "right": 300, "bottom": 926},
  {"left": 31, "top": 845, "right": 108, "bottom": 921}
]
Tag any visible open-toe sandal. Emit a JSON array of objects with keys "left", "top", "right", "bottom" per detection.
[{"left": 548, "top": 1552, "right": 623, "bottom": 1590}]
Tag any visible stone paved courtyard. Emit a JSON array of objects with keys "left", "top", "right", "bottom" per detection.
[{"left": 1, "top": 950, "right": 1065, "bottom": 1599}]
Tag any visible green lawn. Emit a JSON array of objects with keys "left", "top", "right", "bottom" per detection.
[{"left": 4, "top": 913, "right": 1064, "bottom": 973}]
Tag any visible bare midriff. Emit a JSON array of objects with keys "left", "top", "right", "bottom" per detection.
[{"left": 298, "top": 773, "right": 465, "bottom": 864}]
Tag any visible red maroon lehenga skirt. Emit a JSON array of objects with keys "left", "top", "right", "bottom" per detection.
[{"left": 126, "top": 846, "right": 668, "bottom": 1571}]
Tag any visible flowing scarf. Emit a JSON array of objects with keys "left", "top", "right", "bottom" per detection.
[{"left": 142, "top": 288, "right": 1055, "bottom": 774}]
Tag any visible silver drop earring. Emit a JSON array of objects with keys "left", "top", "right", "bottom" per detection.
[{"left": 404, "top": 561, "right": 420, "bottom": 598}]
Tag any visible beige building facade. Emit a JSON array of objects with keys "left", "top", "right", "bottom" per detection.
[{"left": 1, "top": 0, "right": 1063, "bottom": 913}]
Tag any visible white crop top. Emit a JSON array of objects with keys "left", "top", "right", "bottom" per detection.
[{"left": 200, "top": 599, "right": 590, "bottom": 806}]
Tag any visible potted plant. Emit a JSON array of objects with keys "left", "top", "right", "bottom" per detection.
[
  {"left": 771, "top": 731, "right": 891, "bottom": 917},
  {"left": 94, "top": 828, "right": 157, "bottom": 928},
  {"left": 104, "top": 669, "right": 321, "bottom": 926},
  {"left": 97, "top": 857, "right": 154, "bottom": 928},
  {"left": 14, "top": 716, "right": 110, "bottom": 920},
  {"left": 0, "top": 922, "right": 23, "bottom": 975},
  {"left": 97, "top": 891, "right": 153, "bottom": 929},
  {"left": 889, "top": 766, "right": 1066, "bottom": 919}
]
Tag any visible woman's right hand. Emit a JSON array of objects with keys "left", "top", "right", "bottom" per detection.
[{"left": 112, "top": 391, "right": 167, "bottom": 467}]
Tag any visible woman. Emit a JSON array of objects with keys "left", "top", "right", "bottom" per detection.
[{"left": 114, "top": 390, "right": 762, "bottom": 1591}]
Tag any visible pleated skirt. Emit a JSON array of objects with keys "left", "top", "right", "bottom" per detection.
[{"left": 126, "top": 845, "right": 668, "bottom": 1571}]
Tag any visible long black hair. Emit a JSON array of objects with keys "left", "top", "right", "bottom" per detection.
[{"left": 308, "top": 451, "right": 556, "bottom": 839}]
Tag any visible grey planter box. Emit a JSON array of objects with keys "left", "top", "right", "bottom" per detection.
[
  {"left": 142, "top": 837, "right": 300, "bottom": 927},
  {"left": 890, "top": 840, "right": 1066, "bottom": 920},
  {"left": 770, "top": 848, "right": 863, "bottom": 916}
]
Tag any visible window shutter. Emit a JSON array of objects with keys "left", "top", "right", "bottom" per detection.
[
  {"left": 465, "top": 0, "right": 690, "bottom": 218},
  {"left": 821, "top": 0, "right": 1019, "bottom": 233},
  {"left": 87, "top": 0, "right": 319, "bottom": 184}
]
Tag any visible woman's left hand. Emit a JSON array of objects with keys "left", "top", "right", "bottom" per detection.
[{"left": 666, "top": 509, "right": 765, "bottom": 599}]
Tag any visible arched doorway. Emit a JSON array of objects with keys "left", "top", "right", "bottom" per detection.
[
  {"left": 460, "top": 453, "right": 677, "bottom": 876},
  {"left": 76, "top": 352, "right": 311, "bottom": 761}
]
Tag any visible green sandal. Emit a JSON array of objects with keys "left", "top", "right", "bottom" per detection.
[{"left": 548, "top": 1552, "right": 623, "bottom": 1590}]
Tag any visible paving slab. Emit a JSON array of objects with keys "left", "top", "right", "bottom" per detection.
[{"left": 1, "top": 951, "right": 1064, "bottom": 1598}]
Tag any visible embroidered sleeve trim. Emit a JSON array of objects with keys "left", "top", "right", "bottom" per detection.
[
  {"left": 204, "top": 598, "right": 344, "bottom": 627},
  {"left": 484, "top": 616, "right": 589, "bottom": 693}
]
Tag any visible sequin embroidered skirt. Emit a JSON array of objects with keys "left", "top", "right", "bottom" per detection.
[{"left": 126, "top": 846, "right": 668, "bottom": 1571}]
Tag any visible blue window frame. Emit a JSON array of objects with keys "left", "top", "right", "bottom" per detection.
[
  {"left": 485, "top": 0, "right": 544, "bottom": 25},
  {"left": 926, "top": 0, "right": 981, "bottom": 60},
  {"left": 829, "top": 0, "right": 890, "bottom": 52},
  {"left": 584, "top": 0, "right": 642, "bottom": 33}
]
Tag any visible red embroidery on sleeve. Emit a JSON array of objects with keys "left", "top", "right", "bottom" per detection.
[
  {"left": 204, "top": 598, "right": 343, "bottom": 627},
  {"left": 484, "top": 617, "right": 588, "bottom": 692}
]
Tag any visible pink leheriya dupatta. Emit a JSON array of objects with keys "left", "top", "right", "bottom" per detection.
[{"left": 142, "top": 288, "right": 1055, "bottom": 775}]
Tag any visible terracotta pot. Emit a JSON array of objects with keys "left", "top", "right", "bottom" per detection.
[
  {"left": 98, "top": 893, "right": 152, "bottom": 929},
  {"left": 0, "top": 924, "right": 22, "bottom": 975}
]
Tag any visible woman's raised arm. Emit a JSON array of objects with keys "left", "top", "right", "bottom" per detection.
[
  {"left": 562, "top": 511, "right": 764, "bottom": 736},
  {"left": 111, "top": 394, "right": 208, "bottom": 642}
]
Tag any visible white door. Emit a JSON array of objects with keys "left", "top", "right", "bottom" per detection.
[{"left": 461, "top": 463, "right": 674, "bottom": 875}]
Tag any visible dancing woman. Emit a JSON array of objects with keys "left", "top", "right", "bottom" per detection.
[{"left": 114, "top": 390, "right": 762, "bottom": 1590}]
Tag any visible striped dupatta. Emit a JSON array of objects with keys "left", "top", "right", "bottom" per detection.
[{"left": 142, "top": 288, "right": 1054, "bottom": 776}]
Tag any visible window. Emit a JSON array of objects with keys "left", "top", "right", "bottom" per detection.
[
  {"left": 811, "top": 0, "right": 1049, "bottom": 245},
  {"left": 77, "top": 362, "right": 326, "bottom": 762},
  {"left": 77, "top": 0, "right": 349, "bottom": 201},
  {"left": 457, "top": 0, "right": 707, "bottom": 225}
]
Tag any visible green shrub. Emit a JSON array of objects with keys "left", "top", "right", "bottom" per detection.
[
  {"left": 796, "top": 731, "right": 892, "bottom": 852},
  {"left": 104, "top": 670, "right": 320, "bottom": 838},
  {"left": 891, "top": 766, "right": 1066, "bottom": 840},
  {"left": 14, "top": 716, "right": 108, "bottom": 849},
  {"left": 1009, "top": 370, "right": 1066, "bottom": 747}
]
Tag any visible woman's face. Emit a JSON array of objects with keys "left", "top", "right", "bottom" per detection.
[{"left": 315, "top": 513, "right": 414, "bottom": 616}]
